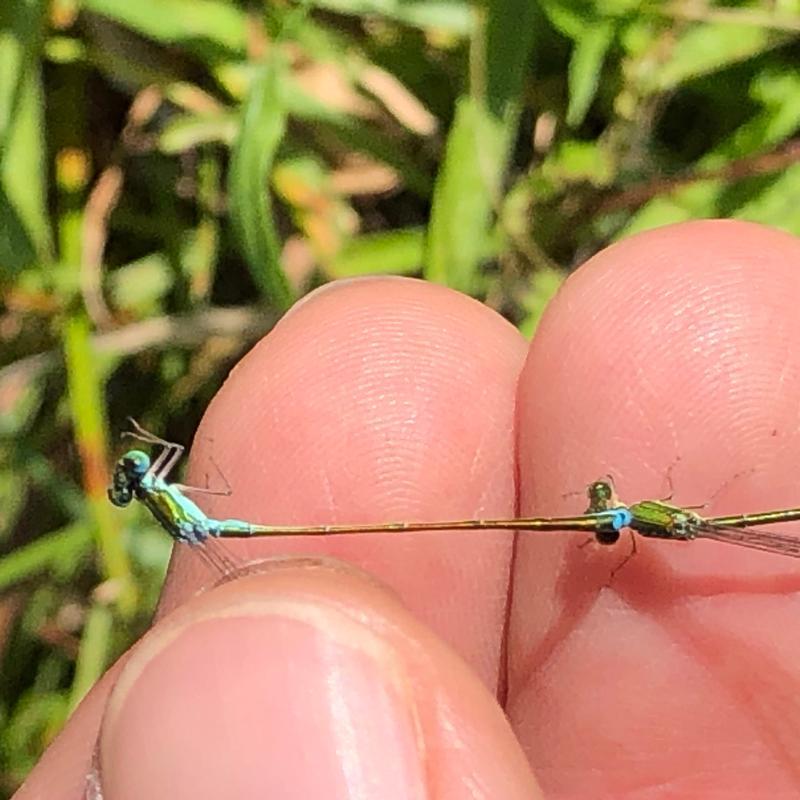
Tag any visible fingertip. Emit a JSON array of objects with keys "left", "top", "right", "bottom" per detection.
[
  {"left": 165, "top": 277, "right": 528, "bottom": 683},
  {"left": 518, "top": 220, "right": 800, "bottom": 509},
  {"left": 195, "top": 277, "right": 526, "bottom": 525},
  {"left": 507, "top": 220, "right": 800, "bottom": 796}
]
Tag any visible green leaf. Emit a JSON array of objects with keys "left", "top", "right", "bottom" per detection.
[
  {"left": 733, "top": 162, "right": 800, "bottom": 234},
  {"left": 43, "top": 35, "right": 86, "bottom": 64},
  {"left": 82, "top": 0, "right": 247, "bottom": 55},
  {"left": 539, "top": 0, "right": 590, "bottom": 39},
  {"left": 70, "top": 603, "right": 114, "bottom": 710},
  {"left": 425, "top": 97, "right": 500, "bottom": 290},
  {"left": 0, "top": 468, "right": 26, "bottom": 541},
  {"left": 1, "top": 688, "right": 69, "bottom": 784},
  {"left": 0, "top": 523, "right": 92, "bottom": 591},
  {"left": 64, "top": 315, "right": 136, "bottom": 614},
  {"left": 566, "top": 22, "right": 614, "bottom": 127},
  {"left": 306, "top": 0, "right": 473, "bottom": 33},
  {"left": 616, "top": 65, "right": 800, "bottom": 238},
  {"left": 329, "top": 228, "right": 425, "bottom": 277},
  {"left": 518, "top": 267, "right": 566, "bottom": 338},
  {"left": 108, "top": 253, "right": 174, "bottom": 315},
  {"left": 484, "top": 0, "right": 540, "bottom": 120},
  {"left": 615, "top": 182, "right": 721, "bottom": 238},
  {"left": 228, "top": 56, "right": 294, "bottom": 309},
  {"left": 425, "top": 0, "right": 538, "bottom": 292},
  {"left": 0, "top": 183, "right": 37, "bottom": 273},
  {"left": 653, "top": 23, "right": 778, "bottom": 91},
  {"left": 718, "top": 70, "right": 800, "bottom": 156},
  {"left": 540, "top": 139, "right": 616, "bottom": 187},
  {"left": 158, "top": 113, "right": 237, "bottom": 153},
  {"left": 0, "top": 0, "right": 51, "bottom": 271}
]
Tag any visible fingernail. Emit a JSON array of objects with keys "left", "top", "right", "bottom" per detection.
[{"left": 98, "top": 588, "right": 428, "bottom": 799}]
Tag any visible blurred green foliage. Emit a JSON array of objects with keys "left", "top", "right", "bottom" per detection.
[{"left": 1, "top": 0, "right": 799, "bottom": 792}]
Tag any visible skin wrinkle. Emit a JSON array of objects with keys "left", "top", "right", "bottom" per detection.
[
  {"left": 497, "top": 388, "right": 523, "bottom": 707},
  {"left": 318, "top": 462, "right": 338, "bottom": 519},
  {"left": 509, "top": 532, "right": 800, "bottom": 776},
  {"left": 595, "top": 574, "right": 800, "bottom": 782},
  {"left": 330, "top": 323, "right": 477, "bottom": 518},
  {"left": 498, "top": 535, "right": 517, "bottom": 706},
  {"left": 464, "top": 396, "right": 508, "bottom": 515},
  {"left": 326, "top": 643, "right": 419, "bottom": 799},
  {"left": 522, "top": 610, "right": 745, "bottom": 797},
  {"left": 431, "top": 690, "right": 496, "bottom": 800},
  {"left": 507, "top": 562, "right": 608, "bottom": 697},
  {"left": 655, "top": 605, "right": 800, "bottom": 787},
  {"left": 617, "top": 772, "right": 697, "bottom": 798},
  {"left": 625, "top": 368, "right": 680, "bottom": 459}
]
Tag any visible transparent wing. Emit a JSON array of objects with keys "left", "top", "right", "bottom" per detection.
[
  {"left": 185, "top": 537, "right": 246, "bottom": 579},
  {"left": 692, "top": 522, "right": 800, "bottom": 558}
]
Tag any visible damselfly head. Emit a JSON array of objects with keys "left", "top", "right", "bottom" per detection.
[
  {"left": 586, "top": 479, "right": 616, "bottom": 512},
  {"left": 107, "top": 449, "right": 150, "bottom": 507}
]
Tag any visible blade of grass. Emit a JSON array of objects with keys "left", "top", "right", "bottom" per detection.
[
  {"left": 0, "top": 523, "right": 92, "bottom": 592},
  {"left": 51, "top": 93, "right": 135, "bottom": 614},
  {"left": 64, "top": 316, "right": 137, "bottom": 616},
  {"left": 566, "top": 21, "right": 614, "bottom": 127},
  {"left": 425, "top": 95, "right": 502, "bottom": 291},
  {"left": 329, "top": 227, "right": 425, "bottom": 277},
  {"left": 307, "top": 0, "right": 473, "bottom": 33},
  {"left": 228, "top": 53, "right": 294, "bottom": 309},
  {"left": 69, "top": 601, "right": 113, "bottom": 711},
  {"left": 425, "top": 0, "right": 538, "bottom": 292},
  {"left": 82, "top": 0, "right": 246, "bottom": 56},
  {"left": 0, "top": 0, "right": 51, "bottom": 270}
]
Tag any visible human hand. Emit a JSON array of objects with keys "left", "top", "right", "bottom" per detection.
[{"left": 17, "top": 220, "right": 800, "bottom": 799}]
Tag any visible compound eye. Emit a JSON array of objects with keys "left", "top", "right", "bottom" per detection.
[
  {"left": 596, "top": 528, "right": 620, "bottom": 546},
  {"left": 591, "top": 481, "right": 612, "bottom": 501},
  {"left": 108, "top": 483, "right": 133, "bottom": 507},
  {"left": 108, "top": 455, "right": 142, "bottom": 507}
]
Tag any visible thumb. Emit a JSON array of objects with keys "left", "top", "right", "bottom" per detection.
[{"left": 17, "top": 559, "right": 541, "bottom": 800}]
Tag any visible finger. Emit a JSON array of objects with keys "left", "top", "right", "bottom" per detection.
[
  {"left": 509, "top": 221, "right": 800, "bottom": 796},
  {"left": 96, "top": 561, "right": 541, "bottom": 800},
  {"left": 162, "top": 277, "right": 527, "bottom": 689}
]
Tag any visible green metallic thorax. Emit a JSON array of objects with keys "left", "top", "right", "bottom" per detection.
[
  {"left": 585, "top": 480, "right": 699, "bottom": 542},
  {"left": 627, "top": 500, "right": 697, "bottom": 541},
  {"left": 140, "top": 478, "right": 209, "bottom": 538}
]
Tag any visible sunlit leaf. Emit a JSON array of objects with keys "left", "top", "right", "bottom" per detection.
[
  {"left": 330, "top": 227, "right": 425, "bottom": 276},
  {"left": 425, "top": 0, "right": 537, "bottom": 292},
  {"left": 0, "top": 0, "right": 51, "bottom": 271},
  {"left": 82, "top": 0, "right": 247, "bottom": 55},
  {"left": 228, "top": 54, "right": 294, "bottom": 309},
  {"left": 566, "top": 22, "right": 615, "bottom": 127},
  {"left": 307, "top": 0, "right": 473, "bottom": 33}
]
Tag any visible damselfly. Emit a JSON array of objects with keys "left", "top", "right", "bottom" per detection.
[
  {"left": 107, "top": 421, "right": 632, "bottom": 574},
  {"left": 585, "top": 479, "right": 800, "bottom": 558},
  {"left": 109, "top": 422, "right": 800, "bottom": 576}
]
